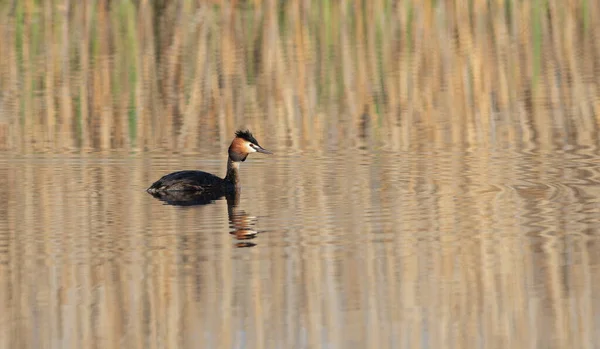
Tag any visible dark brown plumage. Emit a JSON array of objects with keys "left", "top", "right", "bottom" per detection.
[{"left": 147, "top": 129, "right": 272, "bottom": 198}]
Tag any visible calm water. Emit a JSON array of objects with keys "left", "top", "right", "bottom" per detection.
[{"left": 2, "top": 132, "right": 600, "bottom": 349}]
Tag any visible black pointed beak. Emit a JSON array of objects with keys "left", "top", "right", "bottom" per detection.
[{"left": 255, "top": 145, "right": 273, "bottom": 154}]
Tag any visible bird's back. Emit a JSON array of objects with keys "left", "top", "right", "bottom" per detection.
[{"left": 146, "top": 170, "right": 226, "bottom": 193}]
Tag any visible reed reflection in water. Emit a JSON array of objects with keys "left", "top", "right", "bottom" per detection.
[{"left": 2, "top": 135, "right": 600, "bottom": 348}]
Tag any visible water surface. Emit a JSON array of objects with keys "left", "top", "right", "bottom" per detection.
[{"left": 2, "top": 134, "right": 600, "bottom": 349}]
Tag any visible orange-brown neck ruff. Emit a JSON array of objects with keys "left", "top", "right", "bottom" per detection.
[{"left": 228, "top": 137, "right": 250, "bottom": 162}]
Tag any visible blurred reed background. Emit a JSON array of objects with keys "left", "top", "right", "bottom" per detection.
[{"left": 0, "top": 0, "right": 599, "bottom": 152}]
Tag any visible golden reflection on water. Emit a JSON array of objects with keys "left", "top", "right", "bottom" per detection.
[{"left": 1, "top": 134, "right": 600, "bottom": 349}]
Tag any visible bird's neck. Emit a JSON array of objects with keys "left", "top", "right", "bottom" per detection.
[{"left": 224, "top": 157, "right": 240, "bottom": 187}]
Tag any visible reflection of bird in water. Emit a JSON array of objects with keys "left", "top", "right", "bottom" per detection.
[
  {"left": 226, "top": 192, "right": 259, "bottom": 248},
  {"left": 148, "top": 187, "right": 262, "bottom": 248},
  {"left": 147, "top": 130, "right": 272, "bottom": 194}
]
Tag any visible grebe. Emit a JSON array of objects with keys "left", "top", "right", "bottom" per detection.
[{"left": 147, "top": 130, "right": 272, "bottom": 195}]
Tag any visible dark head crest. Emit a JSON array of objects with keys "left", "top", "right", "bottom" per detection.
[{"left": 235, "top": 129, "right": 259, "bottom": 145}]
